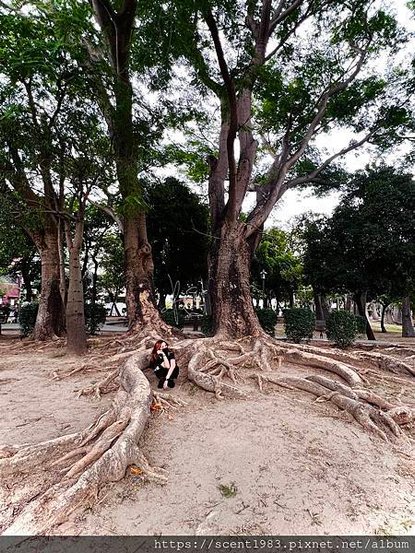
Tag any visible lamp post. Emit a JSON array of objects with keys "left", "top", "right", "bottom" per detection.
[{"left": 260, "top": 269, "right": 267, "bottom": 308}]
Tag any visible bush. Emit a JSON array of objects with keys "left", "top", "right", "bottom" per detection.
[
  {"left": 18, "top": 302, "right": 39, "bottom": 337},
  {"left": 161, "top": 309, "right": 185, "bottom": 329},
  {"left": 256, "top": 308, "right": 278, "bottom": 336},
  {"left": 84, "top": 303, "right": 107, "bottom": 335},
  {"left": 326, "top": 310, "right": 358, "bottom": 348},
  {"left": 283, "top": 308, "right": 315, "bottom": 343}
]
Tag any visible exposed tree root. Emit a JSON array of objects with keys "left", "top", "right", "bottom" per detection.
[
  {"left": 0, "top": 350, "right": 165, "bottom": 535},
  {"left": 2, "top": 331, "right": 414, "bottom": 534},
  {"left": 77, "top": 369, "right": 119, "bottom": 399},
  {"left": 185, "top": 336, "right": 414, "bottom": 443}
]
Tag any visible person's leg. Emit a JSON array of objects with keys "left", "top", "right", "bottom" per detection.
[
  {"left": 167, "top": 366, "right": 179, "bottom": 388},
  {"left": 155, "top": 367, "right": 168, "bottom": 388}
]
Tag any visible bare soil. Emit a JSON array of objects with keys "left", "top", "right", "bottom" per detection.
[{"left": 1, "top": 334, "right": 415, "bottom": 536}]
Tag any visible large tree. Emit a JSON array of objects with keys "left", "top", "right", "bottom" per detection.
[
  {"left": 80, "top": 0, "right": 171, "bottom": 332},
  {"left": 300, "top": 167, "right": 415, "bottom": 339},
  {"left": 171, "top": 0, "right": 408, "bottom": 338}
]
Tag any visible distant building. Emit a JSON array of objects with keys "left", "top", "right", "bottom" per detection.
[{"left": 0, "top": 276, "right": 20, "bottom": 306}]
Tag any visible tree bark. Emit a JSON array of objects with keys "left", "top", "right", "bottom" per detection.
[
  {"left": 380, "top": 302, "right": 388, "bottom": 333},
  {"left": 32, "top": 225, "right": 65, "bottom": 340},
  {"left": 354, "top": 291, "right": 376, "bottom": 341},
  {"left": 209, "top": 221, "right": 263, "bottom": 338},
  {"left": 401, "top": 295, "right": 415, "bottom": 337},
  {"left": 314, "top": 292, "right": 330, "bottom": 321},
  {"left": 65, "top": 220, "right": 87, "bottom": 355}
]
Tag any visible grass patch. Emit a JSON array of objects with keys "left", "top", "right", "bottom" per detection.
[{"left": 218, "top": 482, "right": 238, "bottom": 498}]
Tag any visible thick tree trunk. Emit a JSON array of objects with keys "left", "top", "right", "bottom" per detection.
[
  {"left": 33, "top": 228, "right": 65, "bottom": 341},
  {"left": 122, "top": 215, "right": 166, "bottom": 332},
  {"left": 209, "top": 221, "right": 263, "bottom": 339},
  {"left": 401, "top": 296, "right": 415, "bottom": 337},
  {"left": 66, "top": 246, "right": 87, "bottom": 355},
  {"left": 354, "top": 291, "right": 376, "bottom": 341}
]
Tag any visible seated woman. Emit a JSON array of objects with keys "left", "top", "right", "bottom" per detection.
[{"left": 150, "top": 340, "right": 180, "bottom": 389}]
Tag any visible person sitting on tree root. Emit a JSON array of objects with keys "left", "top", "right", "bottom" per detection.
[{"left": 150, "top": 340, "right": 179, "bottom": 389}]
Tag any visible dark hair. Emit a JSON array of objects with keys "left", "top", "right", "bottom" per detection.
[{"left": 150, "top": 340, "right": 169, "bottom": 366}]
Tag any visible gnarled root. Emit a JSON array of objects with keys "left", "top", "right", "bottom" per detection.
[
  {"left": 255, "top": 374, "right": 411, "bottom": 442},
  {"left": 185, "top": 336, "right": 413, "bottom": 443},
  {"left": 0, "top": 350, "right": 161, "bottom": 535}
]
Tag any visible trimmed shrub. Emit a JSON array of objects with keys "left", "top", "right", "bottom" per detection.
[
  {"left": 18, "top": 302, "right": 39, "bottom": 337},
  {"left": 161, "top": 309, "right": 185, "bottom": 329},
  {"left": 256, "top": 308, "right": 278, "bottom": 336},
  {"left": 283, "top": 308, "right": 315, "bottom": 343},
  {"left": 326, "top": 310, "right": 358, "bottom": 348},
  {"left": 84, "top": 303, "right": 107, "bottom": 335}
]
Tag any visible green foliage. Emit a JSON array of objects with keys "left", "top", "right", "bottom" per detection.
[
  {"left": 255, "top": 308, "right": 278, "bottom": 337},
  {"left": 146, "top": 177, "right": 209, "bottom": 296},
  {"left": 160, "top": 309, "right": 185, "bottom": 329},
  {"left": 84, "top": 303, "right": 107, "bottom": 335},
  {"left": 18, "top": 302, "right": 39, "bottom": 337},
  {"left": 326, "top": 310, "right": 359, "bottom": 349},
  {"left": 252, "top": 228, "right": 303, "bottom": 304},
  {"left": 299, "top": 167, "right": 415, "bottom": 304},
  {"left": 283, "top": 308, "right": 316, "bottom": 343}
]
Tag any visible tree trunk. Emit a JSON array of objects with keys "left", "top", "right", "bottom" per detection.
[
  {"left": 401, "top": 295, "right": 415, "bottom": 337},
  {"left": 209, "top": 221, "right": 263, "bottom": 339},
  {"left": 66, "top": 226, "right": 87, "bottom": 355},
  {"left": 33, "top": 227, "right": 65, "bottom": 340},
  {"left": 122, "top": 214, "right": 165, "bottom": 331},
  {"left": 314, "top": 292, "right": 326, "bottom": 320},
  {"left": 91, "top": 256, "right": 99, "bottom": 305},
  {"left": 90, "top": 2, "right": 166, "bottom": 335},
  {"left": 380, "top": 303, "right": 388, "bottom": 333},
  {"left": 354, "top": 291, "right": 376, "bottom": 341}
]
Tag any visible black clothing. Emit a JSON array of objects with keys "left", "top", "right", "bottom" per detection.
[{"left": 152, "top": 349, "right": 179, "bottom": 388}]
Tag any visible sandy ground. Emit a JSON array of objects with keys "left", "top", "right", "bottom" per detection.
[{"left": 1, "top": 334, "right": 415, "bottom": 536}]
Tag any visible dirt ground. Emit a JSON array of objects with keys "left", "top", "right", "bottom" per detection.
[{"left": 1, "top": 332, "right": 415, "bottom": 536}]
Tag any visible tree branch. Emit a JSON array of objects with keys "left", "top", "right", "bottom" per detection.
[{"left": 202, "top": 6, "right": 238, "bottom": 215}]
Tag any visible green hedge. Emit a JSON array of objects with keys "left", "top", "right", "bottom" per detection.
[
  {"left": 18, "top": 302, "right": 39, "bottom": 337},
  {"left": 283, "top": 308, "right": 315, "bottom": 343},
  {"left": 255, "top": 308, "right": 278, "bottom": 336},
  {"left": 326, "top": 310, "right": 358, "bottom": 348}
]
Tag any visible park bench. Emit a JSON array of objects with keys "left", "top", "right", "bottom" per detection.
[{"left": 315, "top": 319, "right": 326, "bottom": 338}]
